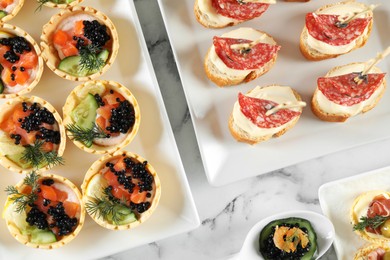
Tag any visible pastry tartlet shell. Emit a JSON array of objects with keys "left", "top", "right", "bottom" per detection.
[
  {"left": 350, "top": 191, "right": 390, "bottom": 244},
  {"left": 81, "top": 150, "right": 161, "bottom": 230},
  {"left": 4, "top": 173, "right": 85, "bottom": 249},
  {"left": 41, "top": 0, "right": 84, "bottom": 9},
  {"left": 40, "top": 6, "right": 119, "bottom": 81},
  {"left": 0, "top": 0, "right": 24, "bottom": 23},
  {"left": 63, "top": 80, "right": 140, "bottom": 154},
  {"left": 0, "top": 23, "right": 44, "bottom": 99},
  {"left": 0, "top": 96, "right": 66, "bottom": 174}
]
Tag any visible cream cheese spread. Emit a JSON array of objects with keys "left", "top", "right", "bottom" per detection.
[
  {"left": 232, "top": 85, "right": 302, "bottom": 138},
  {"left": 315, "top": 63, "right": 384, "bottom": 116},
  {"left": 209, "top": 27, "right": 276, "bottom": 78},
  {"left": 306, "top": 2, "right": 371, "bottom": 55}
]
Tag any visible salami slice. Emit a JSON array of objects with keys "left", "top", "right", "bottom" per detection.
[
  {"left": 317, "top": 72, "right": 385, "bottom": 106},
  {"left": 306, "top": 13, "right": 371, "bottom": 46},
  {"left": 238, "top": 93, "right": 301, "bottom": 129},
  {"left": 213, "top": 37, "right": 280, "bottom": 70},
  {"left": 211, "top": 0, "right": 269, "bottom": 21}
]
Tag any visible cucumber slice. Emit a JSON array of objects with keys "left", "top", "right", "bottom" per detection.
[
  {"left": 259, "top": 217, "right": 317, "bottom": 260},
  {"left": 58, "top": 55, "right": 87, "bottom": 77},
  {"left": 107, "top": 205, "right": 137, "bottom": 225},
  {"left": 30, "top": 230, "right": 57, "bottom": 244},
  {"left": 0, "top": 78, "right": 4, "bottom": 94},
  {"left": 6, "top": 153, "right": 32, "bottom": 169},
  {"left": 0, "top": 11, "right": 7, "bottom": 19},
  {"left": 71, "top": 93, "right": 98, "bottom": 130},
  {"left": 58, "top": 49, "right": 110, "bottom": 77}
]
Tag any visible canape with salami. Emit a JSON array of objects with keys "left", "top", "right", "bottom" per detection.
[
  {"left": 194, "top": 0, "right": 275, "bottom": 29},
  {"left": 229, "top": 85, "right": 306, "bottom": 144},
  {"left": 40, "top": 6, "right": 119, "bottom": 81},
  {"left": 204, "top": 27, "right": 281, "bottom": 87},
  {"left": 311, "top": 61, "right": 386, "bottom": 122},
  {"left": 0, "top": 23, "right": 44, "bottom": 98},
  {"left": 3, "top": 172, "right": 85, "bottom": 249},
  {"left": 300, "top": 1, "right": 375, "bottom": 60},
  {"left": 81, "top": 151, "right": 161, "bottom": 230}
]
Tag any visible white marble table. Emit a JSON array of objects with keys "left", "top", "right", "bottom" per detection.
[{"left": 103, "top": 1, "right": 390, "bottom": 259}]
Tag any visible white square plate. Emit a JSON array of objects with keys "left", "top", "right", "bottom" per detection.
[
  {"left": 0, "top": 1, "right": 200, "bottom": 259},
  {"left": 319, "top": 166, "right": 390, "bottom": 260},
  {"left": 157, "top": 0, "right": 390, "bottom": 186}
]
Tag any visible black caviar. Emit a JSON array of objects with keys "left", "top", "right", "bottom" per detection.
[
  {"left": 26, "top": 206, "right": 49, "bottom": 230},
  {"left": 47, "top": 202, "right": 78, "bottom": 236},
  {"left": 11, "top": 102, "right": 60, "bottom": 146},
  {"left": 261, "top": 225, "right": 311, "bottom": 260},
  {"left": 106, "top": 100, "right": 135, "bottom": 134},
  {"left": 42, "top": 178, "right": 54, "bottom": 186},
  {"left": 0, "top": 36, "right": 31, "bottom": 64},
  {"left": 105, "top": 156, "right": 154, "bottom": 214},
  {"left": 82, "top": 20, "right": 110, "bottom": 48}
]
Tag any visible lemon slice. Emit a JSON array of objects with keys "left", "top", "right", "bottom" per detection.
[
  {"left": 76, "top": 81, "right": 106, "bottom": 100},
  {"left": 0, "top": 31, "right": 12, "bottom": 39},
  {"left": 0, "top": 131, "right": 25, "bottom": 156},
  {"left": 85, "top": 173, "right": 108, "bottom": 198},
  {"left": 2, "top": 199, "right": 28, "bottom": 231}
]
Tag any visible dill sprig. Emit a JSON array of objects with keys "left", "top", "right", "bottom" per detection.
[
  {"left": 21, "top": 140, "right": 64, "bottom": 169},
  {"left": 66, "top": 123, "right": 108, "bottom": 147},
  {"left": 4, "top": 172, "right": 40, "bottom": 213},
  {"left": 353, "top": 215, "right": 389, "bottom": 231},
  {"left": 35, "top": 0, "right": 50, "bottom": 12},
  {"left": 85, "top": 188, "right": 130, "bottom": 224},
  {"left": 79, "top": 45, "right": 105, "bottom": 74}
]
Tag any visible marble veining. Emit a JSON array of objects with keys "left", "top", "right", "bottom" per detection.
[{"left": 99, "top": 0, "right": 390, "bottom": 259}]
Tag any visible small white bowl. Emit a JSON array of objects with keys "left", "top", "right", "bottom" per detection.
[{"left": 230, "top": 210, "right": 335, "bottom": 260}]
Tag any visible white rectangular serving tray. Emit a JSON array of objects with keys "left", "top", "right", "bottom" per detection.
[
  {"left": 0, "top": 0, "right": 200, "bottom": 259},
  {"left": 158, "top": 0, "right": 390, "bottom": 186},
  {"left": 319, "top": 166, "right": 390, "bottom": 260}
]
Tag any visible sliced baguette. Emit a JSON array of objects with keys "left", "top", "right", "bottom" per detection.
[
  {"left": 299, "top": 1, "right": 373, "bottom": 61},
  {"left": 311, "top": 63, "right": 386, "bottom": 122},
  {"left": 204, "top": 28, "right": 279, "bottom": 87},
  {"left": 194, "top": 0, "right": 273, "bottom": 29},
  {"left": 229, "top": 85, "right": 303, "bottom": 145},
  {"left": 194, "top": 0, "right": 239, "bottom": 28}
]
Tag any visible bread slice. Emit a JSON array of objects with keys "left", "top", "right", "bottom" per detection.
[
  {"left": 194, "top": 0, "right": 239, "bottom": 28},
  {"left": 311, "top": 62, "right": 386, "bottom": 122},
  {"left": 229, "top": 85, "right": 304, "bottom": 145},
  {"left": 204, "top": 28, "right": 279, "bottom": 87},
  {"left": 194, "top": 0, "right": 274, "bottom": 29},
  {"left": 354, "top": 244, "right": 390, "bottom": 260},
  {"left": 299, "top": 1, "right": 373, "bottom": 61}
]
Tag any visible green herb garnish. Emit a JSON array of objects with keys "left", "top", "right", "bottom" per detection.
[
  {"left": 4, "top": 172, "right": 39, "bottom": 213},
  {"left": 79, "top": 45, "right": 105, "bottom": 74},
  {"left": 353, "top": 215, "right": 389, "bottom": 231},
  {"left": 85, "top": 188, "right": 129, "bottom": 224},
  {"left": 35, "top": 0, "right": 50, "bottom": 12},
  {"left": 66, "top": 123, "right": 108, "bottom": 147},
  {"left": 21, "top": 140, "right": 64, "bottom": 169}
]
